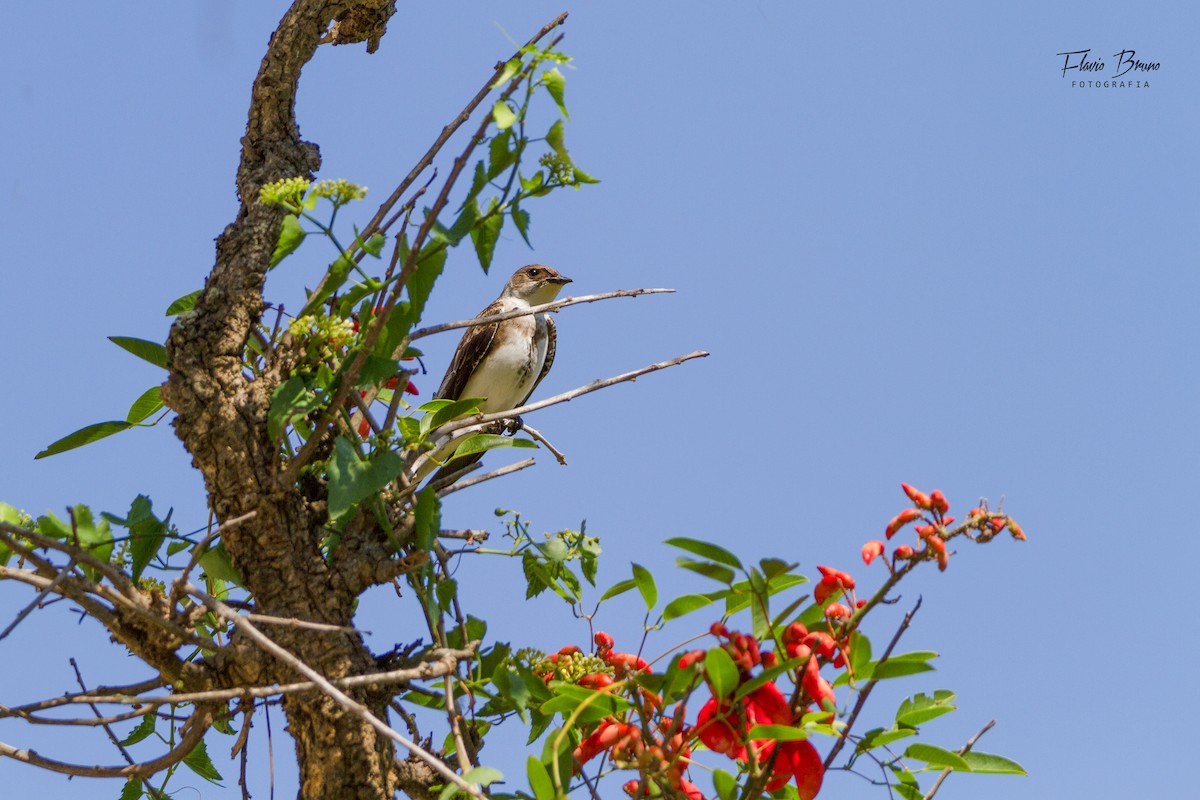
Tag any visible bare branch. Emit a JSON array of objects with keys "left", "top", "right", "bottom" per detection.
[
  {"left": 436, "top": 458, "right": 536, "bottom": 497},
  {"left": 408, "top": 288, "right": 675, "bottom": 342},
  {"left": 0, "top": 706, "right": 212, "bottom": 779},
  {"left": 435, "top": 351, "right": 709, "bottom": 437},
  {"left": 517, "top": 421, "right": 567, "bottom": 465},
  {"left": 183, "top": 583, "right": 486, "bottom": 799},
  {"left": 824, "top": 597, "right": 923, "bottom": 768}
]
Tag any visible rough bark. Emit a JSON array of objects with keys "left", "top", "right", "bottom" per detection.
[{"left": 160, "top": 2, "right": 407, "bottom": 798}]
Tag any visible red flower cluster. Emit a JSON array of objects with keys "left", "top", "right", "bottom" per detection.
[
  {"left": 692, "top": 624, "right": 826, "bottom": 798},
  {"left": 870, "top": 485, "right": 1027, "bottom": 573}
]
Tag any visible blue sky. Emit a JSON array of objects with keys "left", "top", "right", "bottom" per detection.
[{"left": 2, "top": 2, "right": 1197, "bottom": 798}]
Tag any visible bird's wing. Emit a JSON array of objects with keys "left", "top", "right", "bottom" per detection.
[
  {"left": 435, "top": 300, "right": 503, "bottom": 401},
  {"left": 520, "top": 314, "right": 556, "bottom": 406}
]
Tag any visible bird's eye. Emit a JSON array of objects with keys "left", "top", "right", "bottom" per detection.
[{"left": 527, "top": 268, "right": 541, "bottom": 277}]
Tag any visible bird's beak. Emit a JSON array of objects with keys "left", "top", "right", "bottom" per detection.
[{"left": 549, "top": 276, "right": 572, "bottom": 285}]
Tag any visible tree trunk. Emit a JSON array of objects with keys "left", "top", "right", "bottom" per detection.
[{"left": 161, "top": 2, "right": 410, "bottom": 798}]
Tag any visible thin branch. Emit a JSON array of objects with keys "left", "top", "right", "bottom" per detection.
[
  {"left": 243, "top": 612, "right": 368, "bottom": 635},
  {"left": 0, "top": 555, "right": 77, "bottom": 641},
  {"left": 434, "top": 351, "right": 709, "bottom": 438},
  {"left": 518, "top": 421, "right": 567, "bottom": 465},
  {"left": 437, "top": 529, "right": 489, "bottom": 542},
  {"left": 436, "top": 459, "right": 536, "bottom": 497},
  {"left": 357, "top": 11, "right": 570, "bottom": 244},
  {"left": 922, "top": 720, "right": 996, "bottom": 800},
  {"left": 408, "top": 288, "right": 675, "bottom": 341},
  {"left": 824, "top": 597, "right": 923, "bottom": 768},
  {"left": 1, "top": 647, "right": 474, "bottom": 713},
  {"left": 183, "top": 584, "right": 486, "bottom": 799},
  {"left": 0, "top": 707, "right": 212, "bottom": 779}
]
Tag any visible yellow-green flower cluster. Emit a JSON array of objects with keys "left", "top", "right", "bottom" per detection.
[
  {"left": 538, "top": 152, "right": 575, "bottom": 185},
  {"left": 288, "top": 314, "right": 357, "bottom": 360},
  {"left": 260, "top": 176, "right": 312, "bottom": 208},
  {"left": 310, "top": 178, "right": 368, "bottom": 207},
  {"left": 534, "top": 650, "right": 611, "bottom": 683}
]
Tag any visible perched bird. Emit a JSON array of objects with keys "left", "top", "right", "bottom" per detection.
[{"left": 426, "top": 264, "right": 572, "bottom": 482}]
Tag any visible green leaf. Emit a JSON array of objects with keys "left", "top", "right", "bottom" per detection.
[
  {"left": 120, "top": 496, "right": 169, "bottom": 582},
  {"left": 421, "top": 397, "right": 484, "bottom": 435},
  {"left": 960, "top": 751, "right": 1027, "bottom": 775},
  {"left": 442, "top": 199, "right": 479, "bottom": 246},
  {"left": 704, "top": 647, "right": 738, "bottom": 699},
  {"left": 119, "top": 714, "right": 156, "bottom": 746},
  {"left": 269, "top": 213, "right": 306, "bottom": 269},
  {"left": 747, "top": 724, "right": 810, "bottom": 741},
  {"left": 492, "top": 100, "right": 517, "bottom": 130},
  {"left": 662, "top": 593, "right": 714, "bottom": 621},
  {"left": 492, "top": 58, "right": 522, "bottom": 88},
  {"left": 856, "top": 727, "right": 917, "bottom": 753},
  {"left": 268, "top": 375, "right": 323, "bottom": 439},
  {"left": 362, "top": 233, "right": 386, "bottom": 257},
  {"left": 300, "top": 252, "right": 355, "bottom": 316},
  {"left": 545, "top": 119, "right": 566, "bottom": 157},
  {"left": 675, "top": 557, "right": 735, "bottom": 585},
  {"left": 462, "top": 766, "right": 503, "bottom": 788},
  {"left": 527, "top": 755, "right": 556, "bottom": 800},
  {"left": 896, "top": 690, "right": 957, "bottom": 728},
  {"left": 327, "top": 436, "right": 405, "bottom": 523},
  {"left": 543, "top": 67, "right": 568, "bottom": 118},
  {"left": 488, "top": 130, "right": 515, "bottom": 179},
  {"left": 164, "top": 289, "right": 201, "bottom": 316},
  {"left": 892, "top": 781, "right": 924, "bottom": 800},
  {"left": 414, "top": 488, "right": 440, "bottom": 551},
  {"left": 36, "top": 420, "right": 132, "bottom": 459},
  {"left": 182, "top": 738, "right": 224, "bottom": 783},
  {"left": 452, "top": 433, "right": 536, "bottom": 459},
  {"left": 631, "top": 563, "right": 657, "bottom": 610},
  {"left": 435, "top": 577, "right": 457, "bottom": 612},
  {"left": 872, "top": 651, "right": 939, "bottom": 681},
  {"left": 198, "top": 542, "right": 241, "bottom": 584},
  {"left": 904, "top": 742, "right": 971, "bottom": 772},
  {"left": 511, "top": 202, "right": 532, "bottom": 247},
  {"left": 712, "top": 769, "right": 737, "bottom": 800},
  {"left": 599, "top": 577, "right": 636, "bottom": 602},
  {"left": 125, "top": 386, "right": 164, "bottom": 424},
  {"left": 108, "top": 337, "right": 168, "bottom": 370},
  {"left": 118, "top": 778, "right": 144, "bottom": 800},
  {"left": 71, "top": 505, "right": 113, "bottom": 568},
  {"left": 471, "top": 198, "right": 504, "bottom": 273},
  {"left": 664, "top": 537, "right": 742, "bottom": 569}
]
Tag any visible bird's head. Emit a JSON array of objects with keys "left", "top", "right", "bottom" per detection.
[{"left": 502, "top": 264, "right": 572, "bottom": 305}]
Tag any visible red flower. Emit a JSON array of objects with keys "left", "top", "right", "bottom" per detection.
[
  {"left": 929, "top": 489, "right": 949, "bottom": 514},
  {"left": 824, "top": 602, "right": 851, "bottom": 621},
  {"left": 861, "top": 540, "right": 885, "bottom": 565},
  {"left": 814, "top": 566, "right": 855, "bottom": 604},
  {"left": 885, "top": 508, "right": 922, "bottom": 539},
  {"left": 901, "top": 483, "right": 933, "bottom": 509},
  {"left": 802, "top": 657, "right": 836, "bottom": 720}
]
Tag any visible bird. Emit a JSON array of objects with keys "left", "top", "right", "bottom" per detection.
[{"left": 423, "top": 264, "right": 572, "bottom": 484}]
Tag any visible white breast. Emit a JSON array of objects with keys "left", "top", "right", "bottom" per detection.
[{"left": 459, "top": 306, "right": 547, "bottom": 414}]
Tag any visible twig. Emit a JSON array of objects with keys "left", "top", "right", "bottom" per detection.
[
  {"left": 2, "top": 647, "right": 474, "bottom": 713},
  {"left": 243, "top": 613, "right": 368, "bottom": 635},
  {"left": 434, "top": 351, "right": 709, "bottom": 438},
  {"left": 357, "top": 11, "right": 570, "bottom": 244},
  {"left": 824, "top": 597, "right": 923, "bottom": 768},
  {"left": 923, "top": 720, "right": 996, "bottom": 800},
  {"left": 438, "top": 529, "right": 489, "bottom": 542},
  {"left": 0, "top": 555, "right": 77, "bottom": 641},
  {"left": 408, "top": 288, "right": 675, "bottom": 341},
  {"left": 0, "top": 707, "right": 212, "bottom": 779},
  {"left": 437, "top": 459, "right": 536, "bottom": 496},
  {"left": 518, "top": 421, "right": 567, "bottom": 465},
  {"left": 183, "top": 584, "right": 486, "bottom": 799}
]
